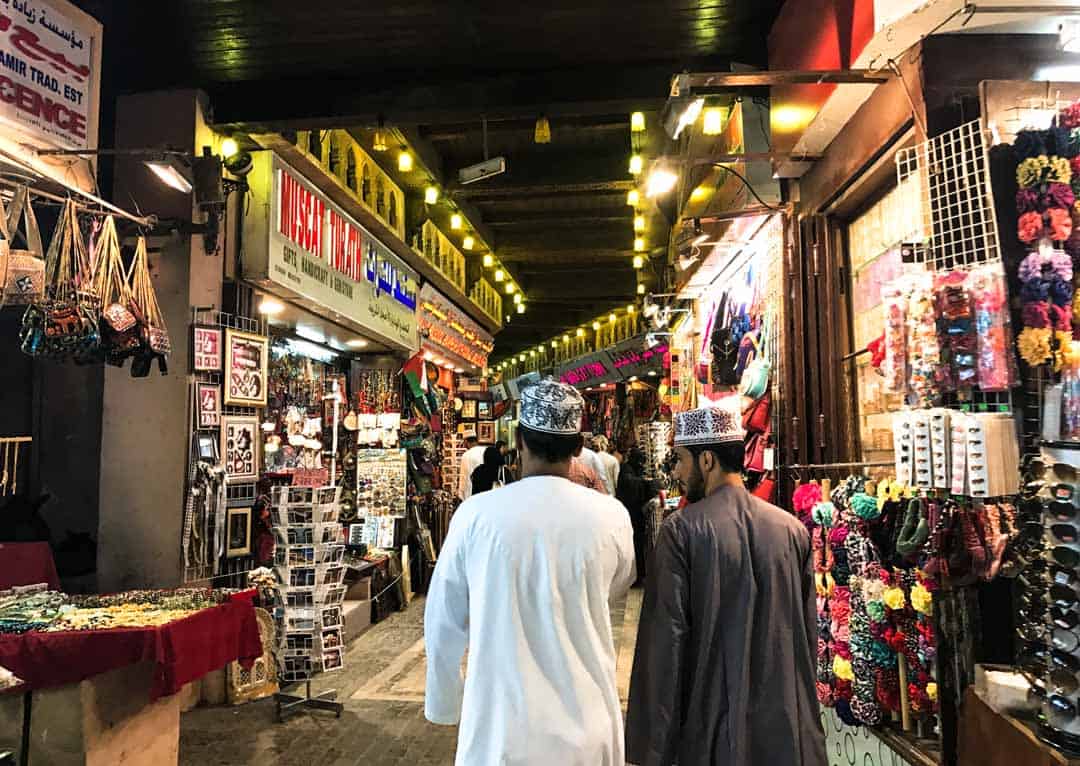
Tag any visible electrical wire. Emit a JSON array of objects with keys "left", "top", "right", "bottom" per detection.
[{"left": 710, "top": 162, "right": 782, "bottom": 212}]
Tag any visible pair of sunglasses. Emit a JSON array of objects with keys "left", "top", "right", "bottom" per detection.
[
  {"left": 1050, "top": 694, "right": 1079, "bottom": 720},
  {"left": 1051, "top": 501, "right": 1078, "bottom": 521},
  {"left": 1053, "top": 546, "right": 1080, "bottom": 569},
  {"left": 1054, "top": 483, "right": 1076, "bottom": 502},
  {"left": 1055, "top": 627, "right": 1080, "bottom": 654},
  {"left": 1053, "top": 583, "right": 1080, "bottom": 609},
  {"left": 1054, "top": 607, "right": 1080, "bottom": 631},
  {"left": 1053, "top": 524, "right": 1080, "bottom": 545}
]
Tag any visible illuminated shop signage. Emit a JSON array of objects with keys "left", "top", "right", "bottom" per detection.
[
  {"left": 417, "top": 284, "right": 493, "bottom": 370},
  {"left": 609, "top": 334, "right": 667, "bottom": 380},
  {"left": 261, "top": 154, "right": 418, "bottom": 350},
  {"left": 560, "top": 360, "right": 613, "bottom": 387}
]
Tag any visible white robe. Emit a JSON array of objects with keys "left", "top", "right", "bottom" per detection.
[
  {"left": 597, "top": 451, "right": 620, "bottom": 496},
  {"left": 457, "top": 445, "right": 487, "bottom": 500},
  {"left": 425, "top": 475, "right": 636, "bottom": 766},
  {"left": 579, "top": 447, "right": 612, "bottom": 495}
]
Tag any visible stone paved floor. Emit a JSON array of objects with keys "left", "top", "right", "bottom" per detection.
[{"left": 179, "top": 589, "right": 642, "bottom": 765}]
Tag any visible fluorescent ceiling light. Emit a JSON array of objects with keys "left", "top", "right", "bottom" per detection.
[
  {"left": 258, "top": 298, "right": 285, "bottom": 315},
  {"left": 346, "top": 338, "right": 369, "bottom": 348},
  {"left": 145, "top": 157, "right": 193, "bottom": 193},
  {"left": 673, "top": 98, "right": 704, "bottom": 139}
]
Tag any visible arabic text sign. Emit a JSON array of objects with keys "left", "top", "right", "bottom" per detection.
[
  {"left": 269, "top": 155, "right": 418, "bottom": 350},
  {"left": 0, "top": 0, "right": 96, "bottom": 148}
]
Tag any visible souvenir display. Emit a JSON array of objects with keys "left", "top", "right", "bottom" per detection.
[
  {"left": 0, "top": 185, "right": 44, "bottom": 306},
  {"left": 225, "top": 329, "right": 270, "bottom": 406},
  {"left": 227, "top": 505, "right": 253, "bottom": 557},
  {"left": 272, "top": 485, "right": 346, "bottom": 680},
  {"left": 193, "top": 326, "right": 223, "bottom": 371},
  {"left": 197, "top": 383, "right": 221, "bottom": 428},
  {"left": 355, "top": 448, "right": 407, "bottom": 517},
  {"left": 128, "top": 236, "right": 171, "bottom": 376},
  {"left": 221, "top": 414, "right": 260, "bottom": 482}
]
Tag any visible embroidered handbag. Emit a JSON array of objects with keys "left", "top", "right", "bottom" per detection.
[
  {"left": 742, "top": 392, "right": 771, "bottom": 434},
  {"left": 0, "top": 187, "right": 44, "bottom": 306},
  {"left": 127, "top": 235, "right": 170, "bottom": 377},
  {"left": 91, "top": 216, "right": 141, "bottom": 366},
  {"left": 739, "top": 311, "right": 772, "bottom": 400},
  {"left": 20, "top": 199, "right": 99, "bottom": 359}
]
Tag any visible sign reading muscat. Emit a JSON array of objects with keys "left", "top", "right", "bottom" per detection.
[
  {"left": 245, "top": 152, "right": 418, "bottom": 351},
  {"left": 0, "top": 0, "right": 99, "bottom": 149}
]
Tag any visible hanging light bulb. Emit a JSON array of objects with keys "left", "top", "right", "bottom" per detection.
[
  {"left": 504, "top": 282, "right": 516, "bottom": 295},
  {"left": 627, "top": 304, "right": 636, "bottom": 314},
  {"left": 633, "top": 255, "right": 644, "bottom": 269},
  {"left": 609, "top": 313, "right": 617, "bottom": 323},
  {"left": 220, "top": 137, "right": 240, "bottom": 159},
  {"left": 494, "top": 269, "right": 505, "bottom": 282},
  {"left": 534, "top": 115, "right": 551, "bottom": 144},
  {"left": 450, "top": 213, "right": 463, "bottom": 230},
  {"left": 562, "top": 334, "right": 570, "bottom": 343},
  {"left": 576, "top": 327, "right": 585, "bottom": 337},
  {"left": 630, "top": 111, "right": 646, "bottom": 133},
  {"left": 551, "top": 341, "right": 558, "bottom": 349},
  {"left": 372, "top": 126, "right": 388, "bottom": 152},
  {"left": 483, "top": 253, "right": 494, "bottom": 267},
  {"left": 463, "top": 235, "right": 475, "bottom": 250},
  {"left": 398, "top": 151, "right": 414, "bottom": 172},
  {"left": 634, "top": 214, "right": 646, "bottom": 232},
  {"left": 645, "top": 165, "right": 678, "bottom": 198},
  {"left": 703, "top": 107, "right": 724, "bottom": 136},
  {"left": 629, "top": 155, "right": 643, "bottom": 175},
  {"left": 537, "top": 345, "right": 545, "bottom": 353},
  {"left": 637, "top": 283, "right": 646, "bottom": 295},
  {"left": 424, "top": 186, "right": 439, "bottom": 204},
  {"left": 530, "top": 350, "right": 537, "bottom": 357},
  {"left": 634, "top": 237, "right": 645, "bottom": 252},
  {"left": 513, "top": 293, "right": 522, "bottom": 305},
  {"left": 517, "top": 303, "right": 526, "bottom": 314},
  {"left": 592, "top": 321, "right": 601, "bottom": 331},
  {"left": 626, "top": 189, "right": 639, "bottom": 207}
]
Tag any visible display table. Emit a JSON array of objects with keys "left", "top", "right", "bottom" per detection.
[
  {"left": 0, "top": 541, "right": 60, "bottom": 590},
  {"left": 959, "top": 687, "right": 1080, "bottom": 766},
  {"left": 0, "top": 591, "right": 262, "bottom": 765}
]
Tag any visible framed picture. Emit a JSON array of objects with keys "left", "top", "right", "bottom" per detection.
[
  {"left": 196, "top": 382, "right": 221, "bottom": 428},
  {"left": 477, "top": 401, "right": 492, "bottom": 419},
  {"left": 461, "top": 399, "right": 477, "bottom": 419},
  {"left": 224, "top": 329, "right": 269, "bottom": 407},
  {"left": 197, "top": 433, "right": 219, "bottom": 463},
  {"left": 226, "top": 505, "right": 252, "bottom": 558},
  {"left": 192, "top": 326, "right": 222, "bottom": 372},
  {"left": 478, "top": 421, "right": 495, "bottom": 443},
  {"left": 221, "top": 414, "right": 260, "bottom": 481}
]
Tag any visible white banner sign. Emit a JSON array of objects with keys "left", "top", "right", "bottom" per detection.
[
  {"left": 268, "top": 154, "right": 418, "bottom": 351},
  {"left": 0, "top": 0, "right": 97, "bottom": 148}
]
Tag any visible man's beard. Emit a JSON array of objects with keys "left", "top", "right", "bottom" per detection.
[{"left": 683, "top": 460, "right": 706, "bottom": 503}]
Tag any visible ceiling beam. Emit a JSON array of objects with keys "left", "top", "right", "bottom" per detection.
[
  {"left": 210, "top": 62, "right": 677, "bottom": 132},
  {"left": 488, "top": 214, "right": 630, "bottom": 228},
  {"left": 421, "top": 114, "right": 636, "bottom": 141},
  {"left": 452, "top": 180, "right": 635, "bottom": 200}
]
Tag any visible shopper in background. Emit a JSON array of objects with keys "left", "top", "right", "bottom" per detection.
[
  {"left": 426, "top": 378, "right": 636, "bottom": 766},
  {"left": 579, "top": 433, "right": 612, "bottom": 495},
  {"left": 455, "top": 429, "right": 485, "bottom": 501},
  {"left": 569, "top": 448, "right": 606, "bottom": 492},
  {"left": 469, "top": 446, "right": 505, "bottom": 495},
  {"left": 626, "top": 401, "right": 826, "bottom": 766},
  {"left": 502, "top": 448, "right": 520, "bottom": 484},
  {"left": 592, "top": 435, "right": 620, "bottom": 495},
  {"left": 615, "top": 447, "right": 656, "bottom": 585}
]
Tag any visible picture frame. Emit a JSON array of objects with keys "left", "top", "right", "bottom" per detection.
[
  {"left": 461, "top": 399, "right": 477, "bottom": 419},
  {"left": 192, "top": 326, "right": 223, "bottom": 372},
  {"left": 196, "top": 382, "right": 221, "bottom": 428},
  {"left": 226, "top": 505, "right": 252, "bottom": 558},
  {"left": 477, "top": 400, "right": 492, "bottom": 419},
  {"left": 221, "top": 414, "right": 260, "bottom": 481},
  {"left": 478, "top": 420, "right": 495, "bottom": 443},
  {"left": 224, "top": 329, "right": 269, "bottom": 407}
]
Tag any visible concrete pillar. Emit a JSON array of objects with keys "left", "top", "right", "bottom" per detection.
[{"left": 97, "top": 90, "right": 223, "bottom": 590}]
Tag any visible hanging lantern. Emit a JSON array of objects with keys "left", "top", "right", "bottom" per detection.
[
  {"left": 398, "top": 151, "right": 413, "bottom": 172},
  {"left": 592, "top": 321, "right": 601, "bottom": 331},
  {"left": 629, "top": 155, "right": 643, "bottom": 175},
  {"left": 424, "top": 186, "right": 439, "bottom": 204},
  {"left": 626, "top": 189, "right": 639, "bottom": 207},
  {"left": 630, "top": 111, "right": 646, "bottom": 133},
  {"left": 534, "top": 116, "right": 552, "bottom": 144},
  {"left": 633, "top": 255, "right": 644, "bottom": 269},
  {"left": 637, "top": 283, "right": 646, "bottom": 295},
  {"left": 463, "top": 235, "right": 475, "bottom": 250},
  {"left": 634, "top": 214, "right": 646, "bottom": 232},
  {"left": 634, "top": 237, "right": 645, "bottom": 252},
  {"left": 703, "top": 107, "right": 724, "bottom": 136},
  {"left": 450, "top": 213, "right": 463, "bottom": 230},
  {"left": 372, "top": 129, "right": 388, "bottom": 152},
  {"left": 483, "top": 253, "right": 494, "bottom": 267}
]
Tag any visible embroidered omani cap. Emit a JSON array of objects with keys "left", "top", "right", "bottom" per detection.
[
  {"left": 673, "top": 398, "right": 745, "bottom": 446},
  {"left": 520, "top": 378, "right": 584, "bottom": 435}
]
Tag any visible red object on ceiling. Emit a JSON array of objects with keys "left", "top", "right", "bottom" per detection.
[{"left": 767, "top": 0, "right": 877, "bottom": 153}]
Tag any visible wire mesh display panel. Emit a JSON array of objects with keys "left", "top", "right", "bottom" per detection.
[
  {"left": 182, "top": 309, "right": 267, "bottom": 585},
  {"left": 896, "top": 120, "right": 1001, "bottom": 271}
]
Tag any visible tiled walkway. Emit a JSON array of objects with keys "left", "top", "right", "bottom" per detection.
[{"left": 179, "top": 589, "right": 643, "bottom": 765}]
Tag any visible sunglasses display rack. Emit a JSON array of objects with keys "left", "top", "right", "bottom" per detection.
[
  {"left": 271, "top": 485, "right": 347, "bottom": 687},
  {"left": 636, "top": 421, "right": 672, "bottom": 480}
]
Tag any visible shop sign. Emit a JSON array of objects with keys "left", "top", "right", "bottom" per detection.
[
  {"left": 609, "top": 334, "right": 668, "bottom": 380},
  {"left": 417, "top": 283, "right": 493, "bottom": 370},
  {"left": 261, "top": 154, "right": 418, "bottom": 351},
  {"left": 557, "top": 352, "right": 617, "bottom": 388},
  {"left": 0, "top": 0, "right": 99, "bottom": 149}
]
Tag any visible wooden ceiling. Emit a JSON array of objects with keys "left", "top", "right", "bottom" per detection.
[{"left": 74, "top": 0, "right": 786, "bottom": 361}]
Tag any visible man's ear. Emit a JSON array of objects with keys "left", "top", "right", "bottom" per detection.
[{"left": 697, "top": 449, "right": 715, "bottom": 475}]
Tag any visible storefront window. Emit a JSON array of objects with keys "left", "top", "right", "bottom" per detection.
[
  {"left": 307, "top": 130, "right": 323, "bottom": 162},
  {"left": 346, "top": 148, "right": 358, "bottom": 192},
  {"left": 388, "top": 190, "right": 398, "bottom": 228},
  {"left": 375, "top": 177, "right": 385, "bottom": 217},
  {"left": 361, "top": 164, "right": 372, "bottom": 207}
]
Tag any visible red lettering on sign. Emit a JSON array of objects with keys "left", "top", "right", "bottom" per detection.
[
  {"left": 327, "top": 209, "right": 362, "bottom": 282},
  {"left": 279, "top": 170, "right": 324, "bottom": 257},
  {"left": 0, "top": 75, "right": 86, "bottom": 140}
]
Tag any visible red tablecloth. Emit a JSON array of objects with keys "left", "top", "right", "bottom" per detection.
[
  {"left": 0, "top": 590, "right": 262, "bottom": 700},
  {"left": 0, "top": 542, "right": 61, "bottom": 590}
]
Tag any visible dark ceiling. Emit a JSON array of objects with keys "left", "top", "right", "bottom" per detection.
[{"left": 74, "top": 0, "right": 786, "bottom": 361}]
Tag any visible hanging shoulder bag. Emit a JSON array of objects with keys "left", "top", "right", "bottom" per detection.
[
  {"left": 0, "top": 187, "right": 44, "bottom": 305},
  {"left": 739, "top": 310, "right": 772, "bottom": 400},
  {"left": 128, "top": 236, "right": 170, "bottom": 377},
  {"left": 91, "top": 216, "right": 141, "bottom": 366}
]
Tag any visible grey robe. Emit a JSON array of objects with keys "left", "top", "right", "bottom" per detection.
[{"left": 625, "top": 485, "right": 827, "bottom": 766}]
